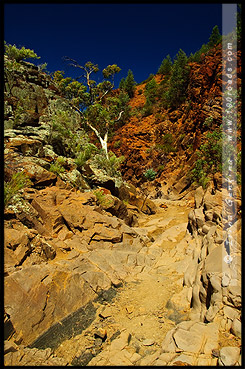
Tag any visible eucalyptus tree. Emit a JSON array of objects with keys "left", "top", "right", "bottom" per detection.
[{"left": 53, "top": 58, "right": 124, "bottom": 159}]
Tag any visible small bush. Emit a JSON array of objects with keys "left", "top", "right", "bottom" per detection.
[
  {"left": 156, "top": 133, "right": 176, "bottom": 153},
  {"left": 93, "top": 151, "right": 125, "bottom": 177},
  {"left": 4, "top": 171, "right": 31, "bottom": 207},
  {"left": 75, "top": 143, "right": 98, "bottom": 170},
  {"left": 49, "top": 157, "right": 66, "bottom": 175},
  {"left": 144, "top": 168, "right": 157, "bottom": 181},
  {"left": 190, "top": 128, "right": 222, "bottom": 188},
  {"left": 93, "top": 189, "right": 114, "bottom": 207}
]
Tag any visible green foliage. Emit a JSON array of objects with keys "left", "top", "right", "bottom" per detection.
[
  {"left": 93, "top": 189, "right": 114, "bottom": 208},
  {"left": 190, "top": 128, "right": 222, "bottom": 188},
  {"left": 164, "top": 49, "right": 190, "bottom": 109},
  {"left": 119, "top": 77, "right": 125, "bottom": 90},
  {"left": 155, "top": 137, "right": 176, "bottom": 153},
  {"left": 102, "top": 64, "right": 121, "bottom": 80},
  {"left": 142, "top": 97, "right": 154, "bottom": 117},
  {"left": 237, "top": 4, "right": 242, "bottom": 46},
  {"left": 188, "top": 43, "right": 209, "bottom": 63},
  {"left": 53, "top": 60, "right": 126, "bottom": 159},
  {"left": 144, "top": 168, "right": 157, "bottom": 181},
  {"left": 13, "top": 102, "right": 25, "bottom": 127},
  {"left": 93, "top": 151, "right": 125, "bottom": 177},
  {"left": 107, "top": 91, "right": 131, "bottom": 128},
  {"left": 52, "top": 70, "right": 88, "bottom": 109},
  {"left": 124, "top": 69, "right": 136, "bottom": 98},
  {"left": 4, "top": 171, "right": 31, "bottom": 207},
  {"left": 144, "top": 78, "right": 158, "bottom": 103},
  {"left": 189, "top": 26, "right": 221, "bottom": 64},
  {"left": 38, "top": 62, "right": 48, "bottom": 72},
  {"left": 75, "top": 143, "right": 99, "bottom": 170},
  {"left": 49, "top": 109, "right": 96, "bottom": 169},
  {"left": 142, "top": 77, "right": 158, "bottom": 117},
  {"left": 49, "top": 157, "right": 66, "bottom": 175},
  {"left": 4, "top": 42, "right": 40, "bottom": 62},
  {"left": 157, "top": 54, "right": 172, "bottom": 75},
  {"left": 208, "top": 25, "right": 222, "bottom": 48}
]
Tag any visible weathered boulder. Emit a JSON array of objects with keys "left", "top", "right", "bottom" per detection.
[{"left": 218, "top": 346, "right": 240, "bottom": 366}]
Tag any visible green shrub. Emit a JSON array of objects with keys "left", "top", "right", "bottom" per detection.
[
  {"left": 142, "top": 100, "right": 153, "bottom": 117},
  {"left": 4, "top": 42, "right": 40, "bottom": 62},
  {"left": 49, "top": 157, "right": 66, "bottom": 175},
  {"left": 93, "top": 151, "right": 125, "bottom": 177},
  {"left": 190, "top": 128, "right": 222, "bottom": 188},
  {"left": 156, "top": 133, "right": 176, "bottom": 153},
  {"left": 93, "top": 189, "right": 114, "bottom": 207},
  {"left": 144, "top": 168, "right": 157, "bottom": 181},
  {"left": 4, "top": 171, "right": 31, "bottom": 207},
  {"left": 75, "top": 143, "right": 98, "bottom": 170}
]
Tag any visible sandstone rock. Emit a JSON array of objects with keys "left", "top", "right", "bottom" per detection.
[
  {"left": 109, "top": 330, "right": 130, "bottom": 351},
  {"left": 230, "top": 318, "right": 241, "bottom": 338},
  {"left": 4, "top": 345, "right": 69, "bottom": 366},
  {"left": 223, "top": 306, "right": 239, "bottom": 321},
  {"left": 205, "top": 305, "right": 219, "bottom": 322},
  {"left": 4, "top": 340, "right": 18, "bottom": 354},
  {"left": 183, "top": 260, "right": 198, "bottom": 287},
  {"left": 202, "top": 245, "right": 230, "bottom": 276},
  {"left": 21, "top": 159, "right": 57, "bottom": 187},
  {"left": 4, "top": 263, "right": 97, "bottom": 345},
  {"left": 218, "top": 346, "right": 240, "bottom": 366},
  {"left": 173, "top": 327, "right": 204, "bottom": 353},
  {"left": 60, "top": 168, "right": 90, "bottom": 190},
  {"left": 194, "top": 208, "right": 205, "bottom": 229},
  {"left": 194, "top": 186, "right": 204, "bottom": 208},
  {"left": 209, "top": 275, "right": 222, "bottom": 292},
  {"left": 162, "top": 328, "right": 177, "bottom": 352},
  {"left": 7, "top": 136, "right": 44, "bottom": 156},
  {"left": 130, "top": 352, "right": 142, "bottom": 363}
]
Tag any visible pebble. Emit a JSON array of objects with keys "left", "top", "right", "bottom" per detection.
[{"left": 142, "top": 338, "right": 155, "bottom": 346}]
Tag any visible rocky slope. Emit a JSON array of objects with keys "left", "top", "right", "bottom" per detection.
[
  {"left": 4, "top": 49, "right": 242, "bottom": 366},
  {"left": 109, "top": 45, "right": 242, "bottom": 187}
]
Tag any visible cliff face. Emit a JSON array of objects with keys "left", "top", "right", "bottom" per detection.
[{"left": 109, "top": 46, "right": 241, "bottom": 188}]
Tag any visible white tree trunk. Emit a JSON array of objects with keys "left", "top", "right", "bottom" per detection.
[
  {"left": 99, "top": 132, "right": 108, "bottom": 159},
  {"left": 86, "top": 121, "right": 109, "bottom": 159}
]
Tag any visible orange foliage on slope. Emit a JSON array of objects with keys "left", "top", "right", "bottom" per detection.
[{"left": 108, "top": 46, "right": 241, "bottom": 186}]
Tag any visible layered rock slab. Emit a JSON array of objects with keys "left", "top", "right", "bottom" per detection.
[{"left": 4, "top": 186, "right": 148, "bottom": 347}]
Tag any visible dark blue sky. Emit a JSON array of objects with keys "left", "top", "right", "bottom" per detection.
[{"left": 4, "top": 3, "right": 223, "bottom": 87}]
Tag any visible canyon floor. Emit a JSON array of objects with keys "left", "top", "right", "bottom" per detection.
[
  {"left": 50, "top": 197, "right": 240, "bottom": 366},
  {"left": 52, "top": 198, "right": 193, "bottom": 365}
]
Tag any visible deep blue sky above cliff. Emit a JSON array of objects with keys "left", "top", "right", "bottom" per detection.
[{"left": 4, "top": 3, "right": 225, "bottom": 86}]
